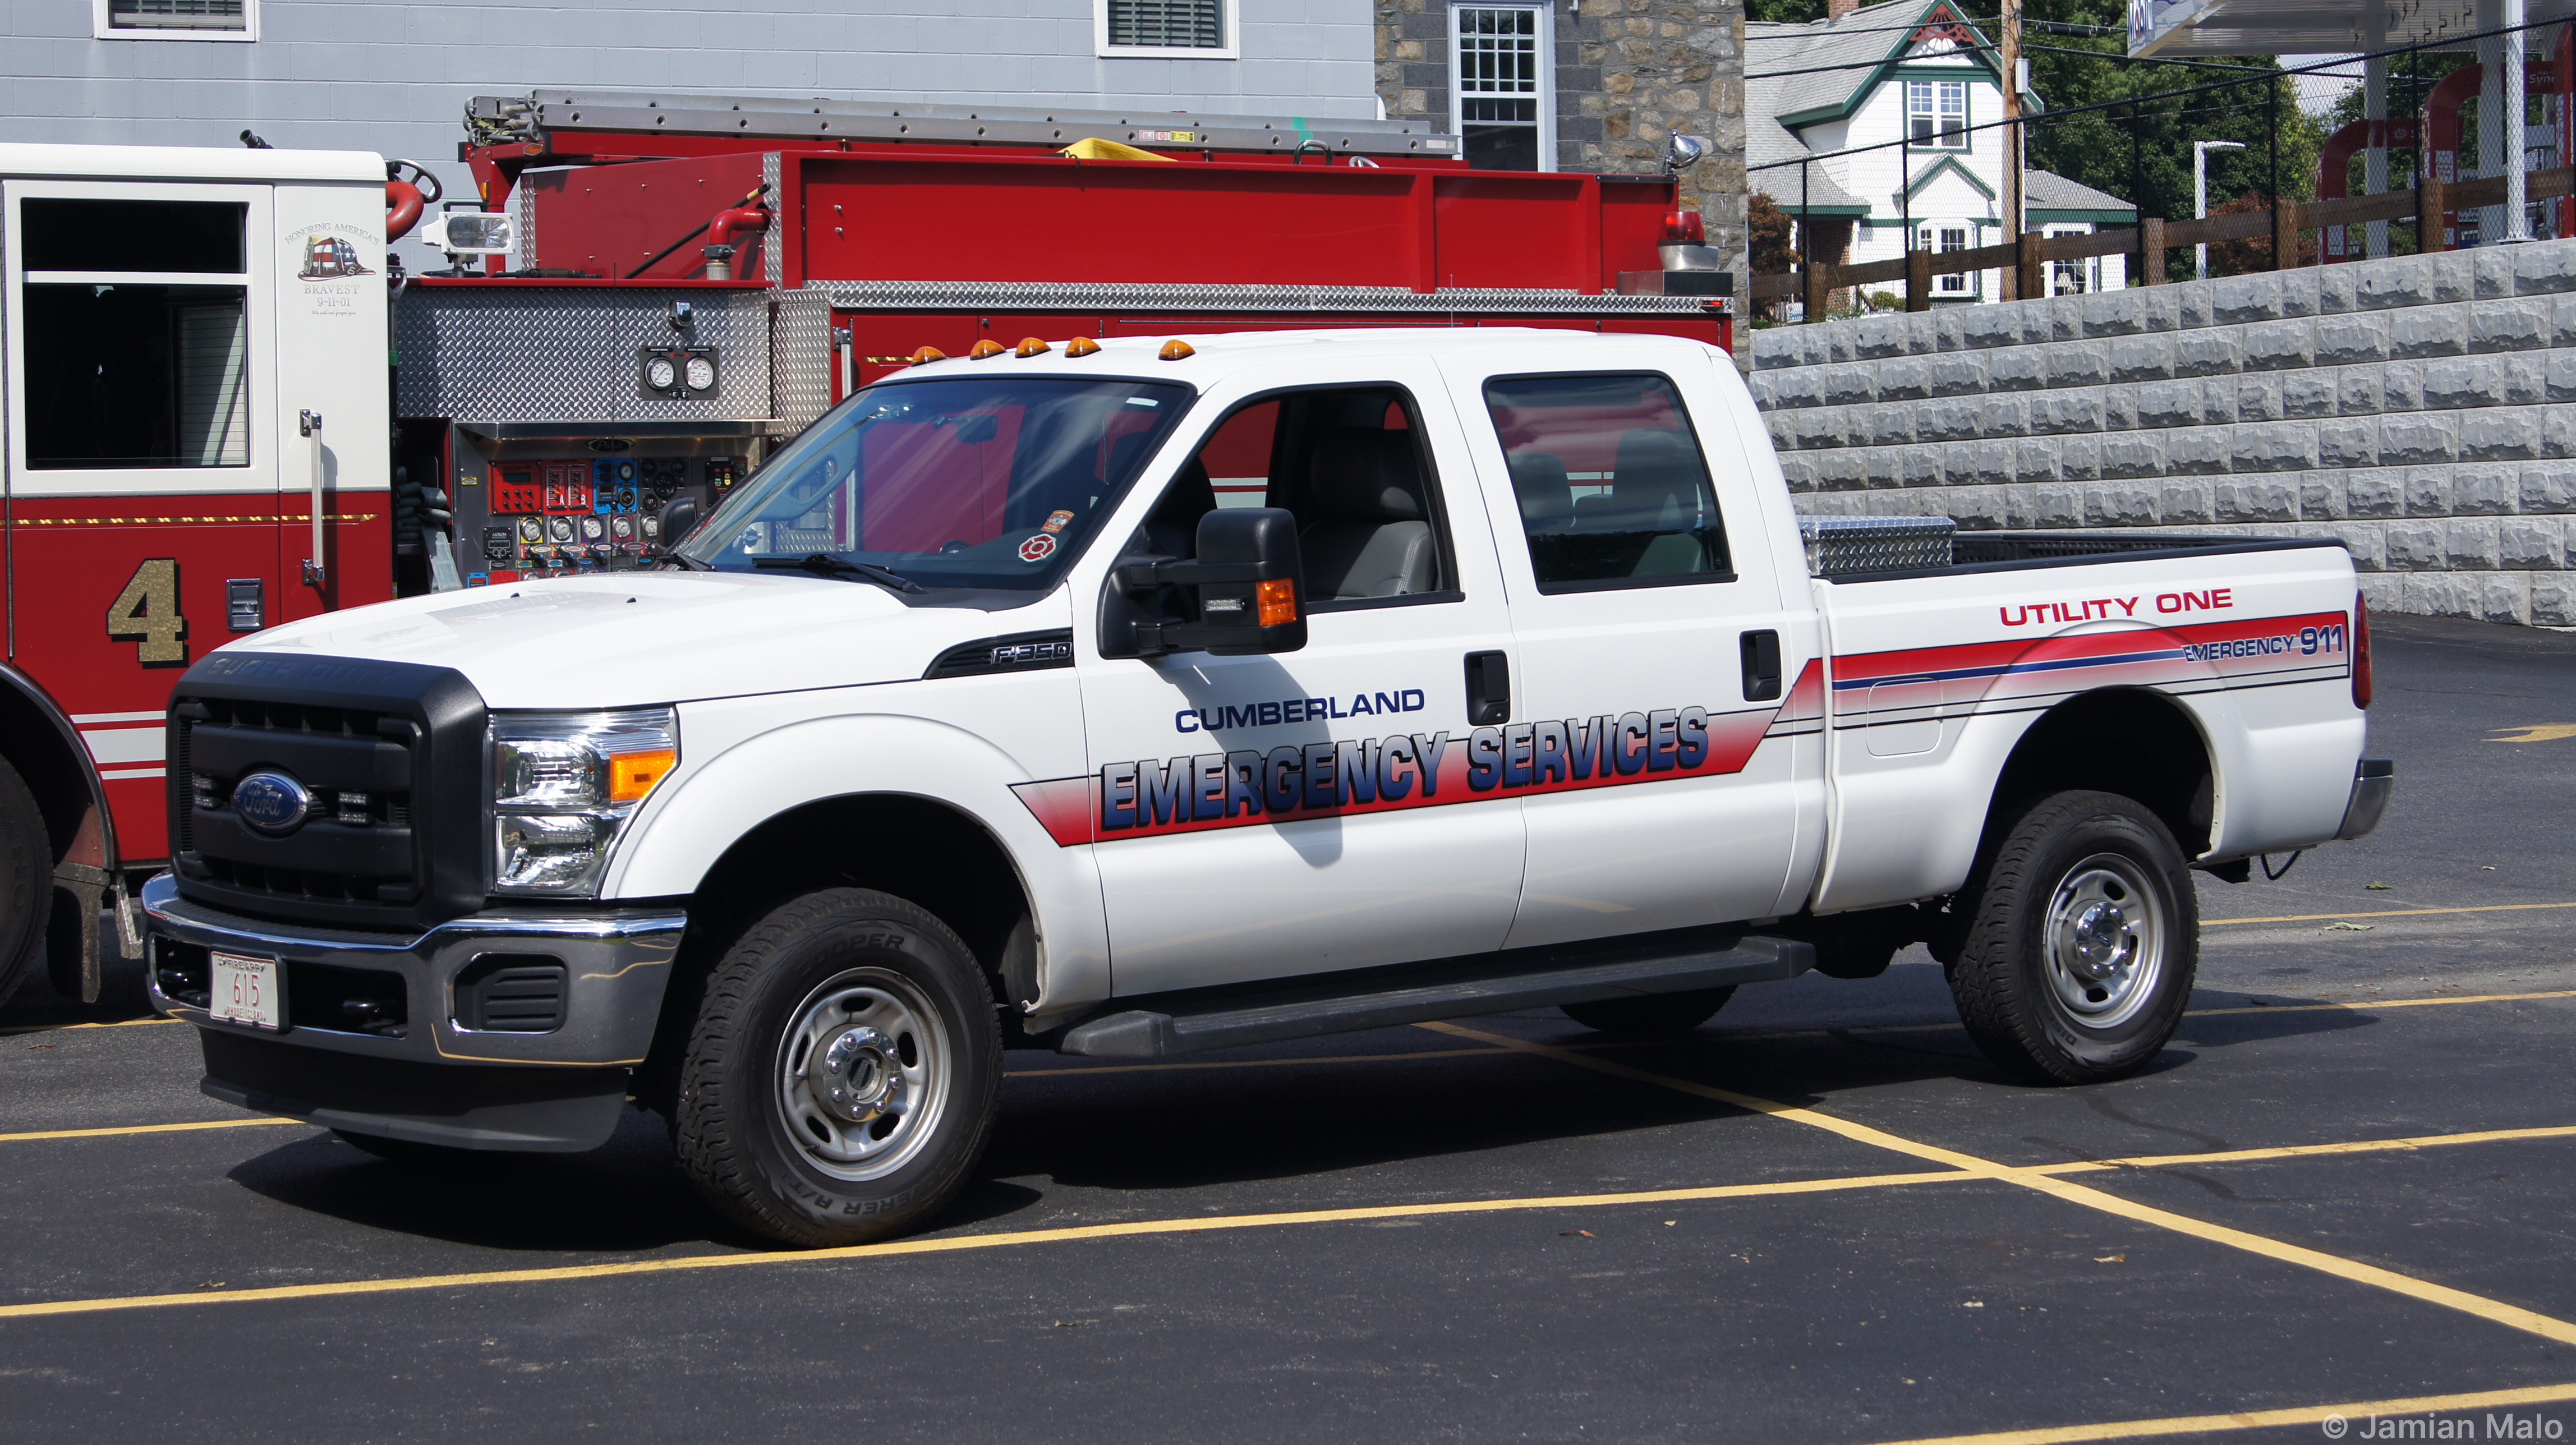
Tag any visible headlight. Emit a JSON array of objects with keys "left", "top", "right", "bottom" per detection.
[{"left": 490, "top": 709, "right": 679, "bottom": 896}]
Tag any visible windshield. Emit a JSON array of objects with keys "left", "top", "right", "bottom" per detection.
[{"left": 679, "top": 375, "right": 1194, "bottom": 591}]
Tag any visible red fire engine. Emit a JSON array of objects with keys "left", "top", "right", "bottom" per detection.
[{"left": 0, "top": 95, "right": 1733, "bottom": 1007}]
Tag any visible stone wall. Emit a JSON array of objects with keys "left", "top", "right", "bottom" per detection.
[
  {"left": 1374, "top": 0, "right": 1748, "bottom": 287},
  {"left": 1746, "top": 241, "right": 2576, "bottom": 626}
]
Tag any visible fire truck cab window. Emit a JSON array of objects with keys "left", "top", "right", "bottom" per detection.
[
  {"left": 19, "top": 198, "right": 250, "bottom": 471},
  {"left": 678, "top": 375, "right": 1190, "bottom": 593},
  {"left": 1482, "top": 373, "right": 1731, "bottom": 591},
  {"left": 1152, "top": 387, "right": 1451, "bottom": 606}
]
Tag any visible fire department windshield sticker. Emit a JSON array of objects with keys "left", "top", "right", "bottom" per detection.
[
  {"left": 1018, "top": 534, "right": 1057, "bottom": 563},
  {"left": 1011, "top": 661, "right": 1826, "bottom": 847}
]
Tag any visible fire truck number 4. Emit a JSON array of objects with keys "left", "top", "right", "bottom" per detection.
[{"left": 107, "top": 559, "right": 190, "bottom": 668}]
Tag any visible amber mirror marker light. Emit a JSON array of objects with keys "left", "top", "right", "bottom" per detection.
[
  {"left": 1013, "top": 337, "right": 1051, "bottom": 357},
  {"left": 1157, "top": 339, "right": 1195, "bottom": 361},
  {"left": 1064, "top": 337, "right": 1102, "bottom": 357},
  {"left": 907, "top": 346, "right": 946, "bottom": 365},
  {"left": 968, "top": 339, "right": 1008, "bottom": 360}
]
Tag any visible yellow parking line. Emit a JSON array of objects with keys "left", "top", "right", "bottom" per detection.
[
  {"left": 1422, "top": 1021, "right": 2576, "bottom": 1351},
  {"left": 2187, "top": 988, "right": 2576, "bottom": 1016},
  {"left": 0, "top": 1167, "right": 1971, "bottom": 1320},
  {"left": 0, "top": 1016, "right": 180, "bottom": 1039},
  {"left": 2087, "top": 1124, "right": 2576, "bottom": 1172},
  {"left": 0, "top": 1118, "right": 306, "bottom": 1145},
  {"left": 2206, "top": 900, "right": 2576, "bottom": 926},
  {"left": 1870, "top": 1380, "right": 2576, "bottom": 1445}
]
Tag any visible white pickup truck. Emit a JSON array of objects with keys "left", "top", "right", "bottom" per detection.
[{"left": 145, "top": 328, "right": 2392, "bottom": 1245}]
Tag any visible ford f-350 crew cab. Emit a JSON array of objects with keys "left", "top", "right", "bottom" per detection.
[{"left": 144, "top": 329, "right": 2393, "bottom": 1246}]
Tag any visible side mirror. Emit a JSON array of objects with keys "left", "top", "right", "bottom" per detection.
[
  {"left": 656, "top": 496, "right": 702, "bottom": 550},
  {"left": 1099, "top": 507, "right": 1308, "bottom": 659}
]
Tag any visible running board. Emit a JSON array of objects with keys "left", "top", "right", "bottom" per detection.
[{"left": 1055, "top": 933, "right": 1815, "bottom": 1059}]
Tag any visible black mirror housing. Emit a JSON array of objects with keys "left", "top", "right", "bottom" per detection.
[
  {"left": 1099, "top": 507, "right": 1308, "bottom": 659},
  {"left": 657, "top": 496, "right": 702, "bottom": 551}
]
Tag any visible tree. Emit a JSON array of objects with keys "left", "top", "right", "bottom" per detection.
[{"left": 1749, "top": 192, "right": 1797, "bottom": 274}]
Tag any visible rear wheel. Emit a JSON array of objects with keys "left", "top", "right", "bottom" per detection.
[
  {"left": 1560, "top": 986, "right": 1735, "bottom": 1038},
  {"left": 674, "top": 888, "right": 1000, "bottom": 1247},
  {"left": 0, "top": 756, "right": 52, "bottom": 1010},
  {"left": 1946, "top": 790, "right": 2196, "bottom": 1084}
]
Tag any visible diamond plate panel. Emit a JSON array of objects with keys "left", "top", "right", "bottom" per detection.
[
  {"left": 395, "top": 287, "right": 774, "bottom": 422},
  {"left": 771, "top": 287, "right": 834, "bottom": 436},
  {"left": 803, "top": 280, "right": 1718, "bottom": 315},
  {"left": 762, "top": 151, "right": 781, "bottom": 286},
  {"left": 1796, "top": 514, "right": 1957, "bottom": 576},
  {"left": 512, "top": 180, "right": 537, "bottom": 273}
]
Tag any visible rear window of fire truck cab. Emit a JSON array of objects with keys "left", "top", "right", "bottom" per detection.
[{"left": 680, "top": 376, "right": 1194, "bottom": 591}]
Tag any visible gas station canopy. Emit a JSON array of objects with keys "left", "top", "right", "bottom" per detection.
[{"left": 2127, "top": 0, "right": 2576, "bottom": 58}]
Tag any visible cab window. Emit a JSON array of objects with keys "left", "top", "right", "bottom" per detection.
[
  {"left": 1140, "top": 386, "right": 1455, "bottom": 609},
  {"left": 1482, "top": 373, "right": 1731, "bottom": 592}
]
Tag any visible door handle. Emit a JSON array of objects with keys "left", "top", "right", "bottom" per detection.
[
  {"left": 1464, "top": 650, "right": 1511, "bottom": 725},
  {"left": 1740, "top": 630, "right": 1782, "bottom": 702}
]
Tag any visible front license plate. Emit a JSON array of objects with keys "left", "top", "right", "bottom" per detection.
[{"left": 209, "top": 951, "right": 283, "bottom": 1030}]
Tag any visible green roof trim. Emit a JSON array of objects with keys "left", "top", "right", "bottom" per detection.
[
  {"left": 2030, "top": 208, "right": 2138, "bottom": 223},
  {"left": 1904, "top": 153, "right": 1995, "bottom": 203}
]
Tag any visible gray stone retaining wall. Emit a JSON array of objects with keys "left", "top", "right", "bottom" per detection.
[{"left": 1745, "top": 240, "right": 2576, "bottom": 627}]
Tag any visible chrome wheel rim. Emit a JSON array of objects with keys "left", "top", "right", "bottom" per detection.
[
  {"left": 2041, "top": 853, "right": 2166, "bottom": 1029},
  {"left": 776, "top": 967, "right": 949, "bottom": 1182}
]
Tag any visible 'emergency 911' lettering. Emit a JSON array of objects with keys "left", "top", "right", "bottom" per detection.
[{"left": 2179, "top": 623, "right": 2345, "bottom": 662}]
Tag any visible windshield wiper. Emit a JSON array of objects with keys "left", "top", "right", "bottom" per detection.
[
  {"left": 658, "top": 550, "right": 716, "bottom": 571},
  {"left": 753, "top": 553, "right": 927, "bottom": 594}
]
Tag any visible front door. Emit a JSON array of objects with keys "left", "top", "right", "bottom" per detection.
[
  {"left": 1442, "top": 349, "right": 1813, "bottom": 949},
  {"left": 2, "top": 178, "right": 284, "bottom": 863},
  {"left": 1075, "top": 367, "right": 1526, "bottom": 997}
]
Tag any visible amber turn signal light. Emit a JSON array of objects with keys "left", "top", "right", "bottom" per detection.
[
  {"left": 968, "top": 339, "right": 1008, "bottom": 360},
  {"left": 1157, "top": 339, "right": 1195, "bottom": 361},
  {"left": 608, "top": 747, "right": 679, "bottom": 804},
  {"left": 1256, "top": 578, "right": 1298, "bottom": 627},
  {"left": 1064, "top": 337, "right": 1101, "bottom": 357},
  {"left": 1014, "top": 337, "right": 1051, "bottom": 357},
  {"left": 907, "top": 346, "right": 946, "bottom": 365}
]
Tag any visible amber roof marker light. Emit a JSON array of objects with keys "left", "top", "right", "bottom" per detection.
[
  {"left": 1157, "top": 339, "right": 1196, "bottom": 361},
  {"left": 1013, "top": 337, "right": 1051, "bottom": 357},
  {"left": 1064, "top": 337, "right": 1101, "bottom": 358},
  {"left": 968, "top": 339, "right": 1007, "bottom": 360},
  {"left": 907, "top": 346, "right": 946, "bottom": 365}
]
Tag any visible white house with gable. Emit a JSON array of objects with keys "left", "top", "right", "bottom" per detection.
[{"left": 1750, "top": 0, "right": 2135, "bottom": 303}]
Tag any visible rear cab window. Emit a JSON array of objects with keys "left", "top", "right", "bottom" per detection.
[{"left": 1482, "top": 373, "right": 1732, "bottom": 593}]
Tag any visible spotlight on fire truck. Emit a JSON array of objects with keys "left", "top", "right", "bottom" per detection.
[
  {"left": 425, "top": 204, "right": 514, "bottom": 268},
  {"left": 1663, "top": 132, "right": 1708, "bottom": 174}
]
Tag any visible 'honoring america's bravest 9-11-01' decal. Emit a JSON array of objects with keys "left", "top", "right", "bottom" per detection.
[{"left": 1011, "top": 662, "right": 1829, "bottom": 846}]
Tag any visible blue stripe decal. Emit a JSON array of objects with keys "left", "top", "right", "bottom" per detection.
[{"left": 1831, "top": 646, "right": 2187, "bottom": 691}]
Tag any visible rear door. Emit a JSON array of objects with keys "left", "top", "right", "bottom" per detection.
[
  {"left": 1073, "top": 361, "right": 1526, "bottom": 996},
  {"left": 3, "top": 178, "right": 284, "bottom": 862},
  {"left": 1439, "top": 346, "right": 1814, "bottom": 948}
]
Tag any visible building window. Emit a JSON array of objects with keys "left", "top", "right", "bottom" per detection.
[
  {"left": 1453, "top": 5, "right": 1553, "bottom": 172},
  {"left": 1095, "top": 0, "right": 1238, "bottom": 58},
  {"left": 1906, "top": 80, "right": 1968, "bottom": 149},
  {"left": 2046, "top": 226, "right": 2096, "bottom": 296},
  {"left": 95, "top": 0, "right": 255, "bottom": 39},
  {"left": 1917, "top": 222, "right": 1976, "bottom": 296}
]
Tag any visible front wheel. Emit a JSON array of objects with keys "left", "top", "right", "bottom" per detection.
[
  {"left": 674, "top": 889, "right": 1000, "bottom": 1247},
  {"left": 1946, "top": 790, "right": 2197, "bottom": 1084}
]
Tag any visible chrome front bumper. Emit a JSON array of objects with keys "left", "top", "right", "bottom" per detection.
[{"left": 142, "top": 874, "right": 687, "bottom": 1152}]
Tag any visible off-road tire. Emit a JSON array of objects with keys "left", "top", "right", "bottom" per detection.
[
  {"left": 1947, "top": 790, "right": 2197, "bottom": 1084},
  {"left": 1560, "top": 986, "right": 1735, "bottom": 1037},
  {"left": 674, "top": 888, "right": 1000, "bottom": 1248},
  {"left": 0, "top": 756, "right": 52, "bottom": 1010}
]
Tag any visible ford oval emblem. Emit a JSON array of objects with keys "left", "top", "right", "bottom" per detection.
[{"left": 231, "top": 771, "right": 311, "bottom": 835}]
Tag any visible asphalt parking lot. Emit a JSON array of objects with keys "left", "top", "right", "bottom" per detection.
[{"left": 3, "top": 613, "right": 2572, "bottom": 1444}]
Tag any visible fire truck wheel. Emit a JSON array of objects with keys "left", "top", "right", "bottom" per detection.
[
  {"left": 0, "top": 755, "right": 52, "bottom": 1009},
  {"left": 673, "top": 888, "right": 1000, "bottom": 1248},
  {"left": 1558, "top": 986, "right": 1735, "bottom": 1037},
  {"left": 1946, "top": 790, "right": 2197, "bottom": 1085}
]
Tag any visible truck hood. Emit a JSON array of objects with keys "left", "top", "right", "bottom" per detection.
[{"left": 226, "top": 572, "right": 1061, "bottom": 709}]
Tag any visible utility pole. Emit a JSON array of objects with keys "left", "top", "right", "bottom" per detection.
[
  {"left": 2196, "top": 139, "right": 2246, "bottom": 280},
  {"left": 1999, "top": 0, "right": 2023, "bottom": 299}
]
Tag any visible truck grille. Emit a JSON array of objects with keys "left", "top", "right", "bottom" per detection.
[{"left": 167, "top": 655, "right": 487, "bottom": 933}]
